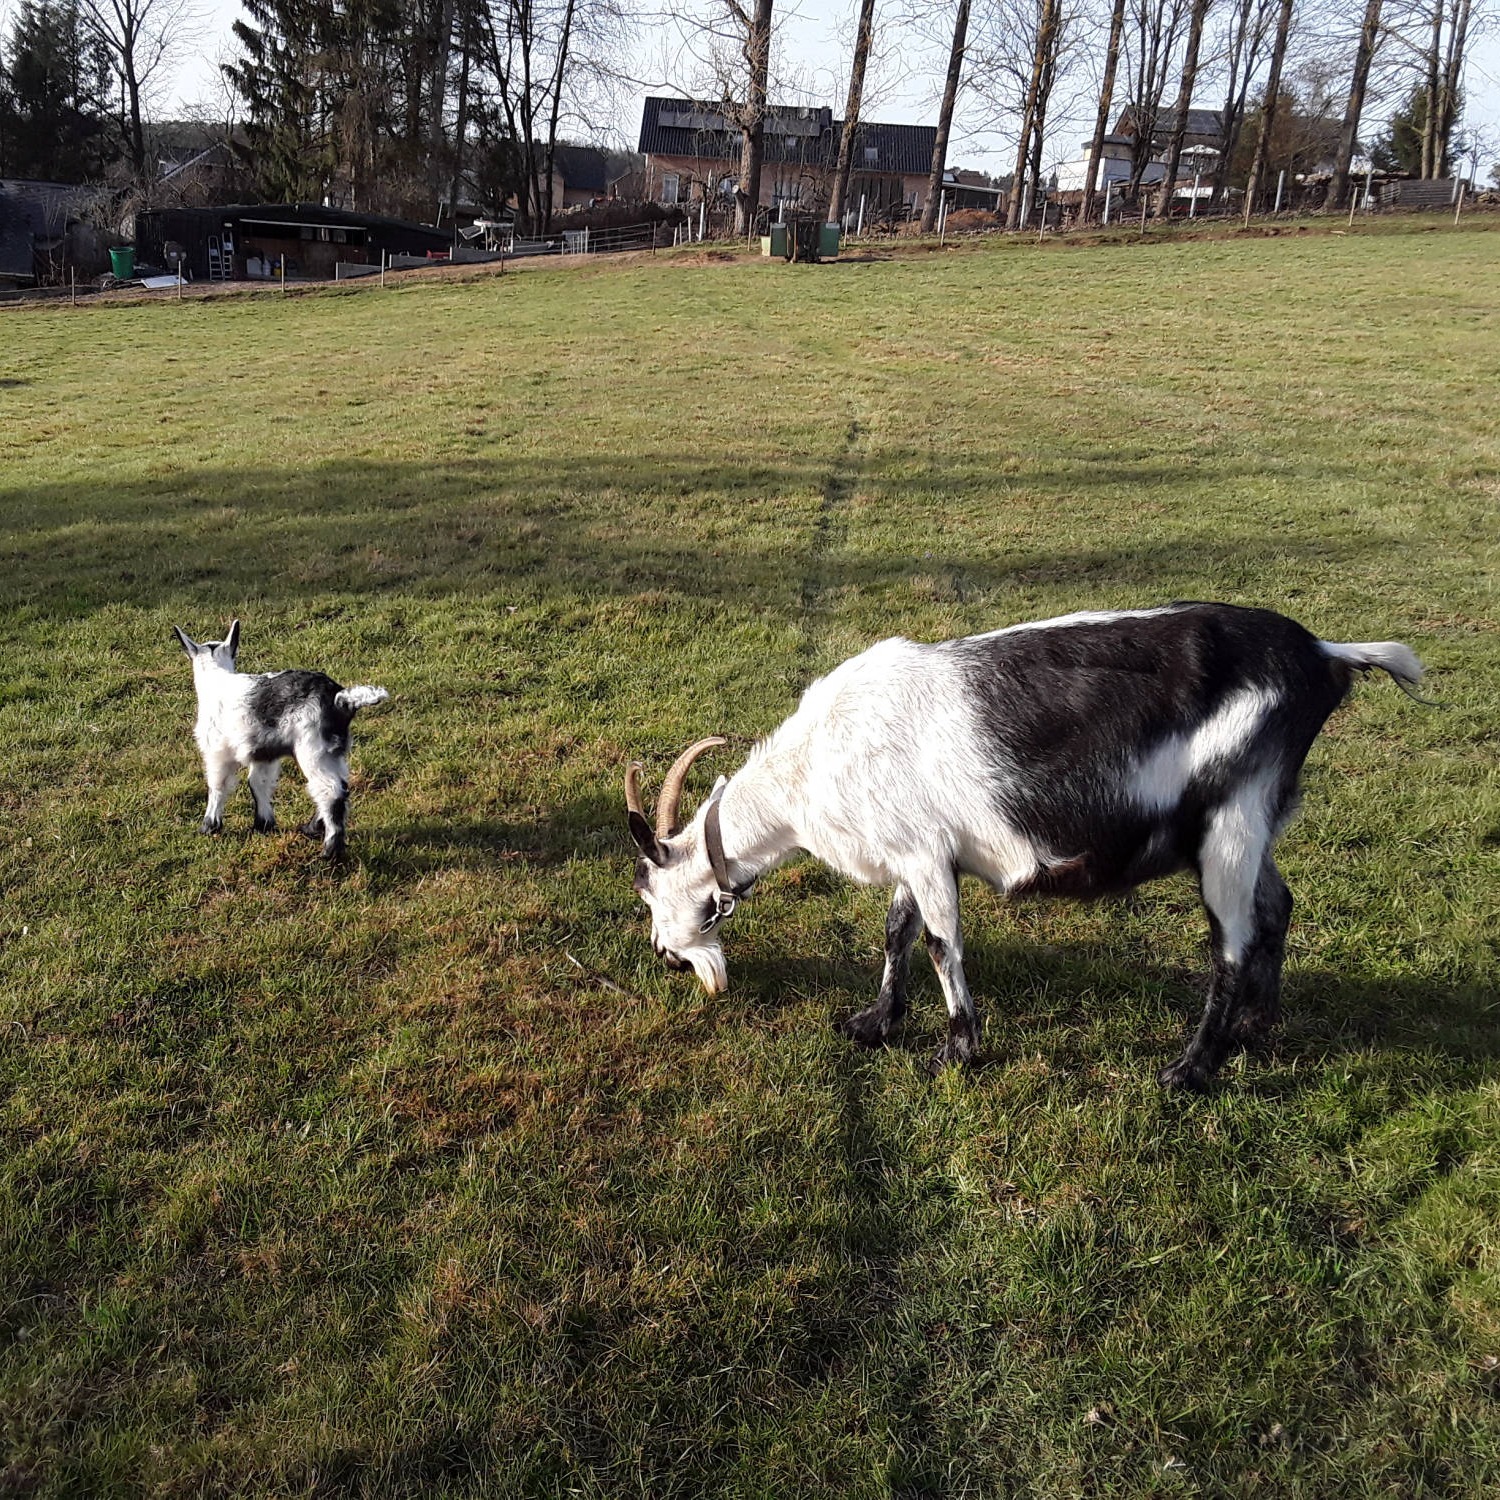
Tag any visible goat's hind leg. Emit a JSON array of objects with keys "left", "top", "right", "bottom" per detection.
[
  {"left": 1160, "top": 792, "right": 1281, "bottom": 1092},
  {"left": 247, "top": 759, "right": 282, "bottom": 833},
  {"left": 296, "top": 746, "right": 349, "bottom": 859},
  {"left": 911, "top": 868, "right": 981, "bottom": 1074},
  {"left": 1229, "top": 856, "right": 1292, "bottom": 1049},
  {"left": 838, "top": 884, "right": 922, "bottom": 1049}
]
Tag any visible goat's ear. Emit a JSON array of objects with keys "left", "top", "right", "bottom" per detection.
[
  {"left": 225, "top": 619, "right": 241, "bottom": 659},
  {"left": 172, "top": 625, "right": 197, "bottom": 657},
  {"left": 628, "top": 810, "right": 664, "bottom": 866}
]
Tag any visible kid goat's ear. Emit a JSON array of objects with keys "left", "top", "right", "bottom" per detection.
[
  {"left": 173, "top": 625, "right": 197, "bottom": 657},
  {"left": 225, "top": 620, "right": 241, "bottom": 658}
]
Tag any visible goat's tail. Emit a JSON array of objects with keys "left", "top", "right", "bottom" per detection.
[
  {"left": 1319, "top": 639, "right": 1427, "bottom": 700},
  {"left": 335, "top": 685, "right": 390, "bottom": 715}
]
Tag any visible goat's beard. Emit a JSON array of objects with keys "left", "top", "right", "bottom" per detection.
[{"left": 683, "top": 944, "right": 727, "bottom": 996}]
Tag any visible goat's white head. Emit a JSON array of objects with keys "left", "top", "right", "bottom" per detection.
[
  {"left": 627, "top": 738, "right": 736, "bottom": 996},
  {"left": 173, "top": 620, "right": 241, "bottom": 673}
]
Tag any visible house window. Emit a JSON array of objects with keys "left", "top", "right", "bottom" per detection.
[
  {"left": 662, "top": 173, "right": 680, "bottom": 204},
  {"left": 864, "top": 146, "right": 878, "bottom": 165}
]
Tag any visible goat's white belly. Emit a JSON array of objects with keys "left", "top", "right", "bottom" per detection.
[{"left": 955, "top": 822, "right": 1046, "bottom": 893}]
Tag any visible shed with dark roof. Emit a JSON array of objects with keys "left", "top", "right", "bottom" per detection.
[{"left": 0, "top": 179, "right": 109, "bottom": 286}]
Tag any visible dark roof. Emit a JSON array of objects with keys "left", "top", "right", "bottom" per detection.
[
  {"left": 552, "top": 145, "right": 611, "bottom": 193},
  {"left": 0, "top": 179, "right": 94, "bottom": 281},
  {"left": 638, "top": 97, "right": 934, "bottom": 176},
  {"left": 1115, "top": 105, "right": 1224, "bottom": 143},
  {"left": 139, "top": 201, "right": 451, "bottom": 240}
]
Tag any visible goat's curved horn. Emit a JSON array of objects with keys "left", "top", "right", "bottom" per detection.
[
  {"left": 625, "top": 761, "right": 648, "bottom": 820},
  {"left": 656, "top": 737, "right": 727, "bottom": 838}
]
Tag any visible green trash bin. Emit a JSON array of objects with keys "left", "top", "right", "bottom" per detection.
[
  {"left": 109, "top": 246, "right": 135, "bottom": 279},
  {"left": 818, "top": 222, "right": 841, "bottom": 259}
]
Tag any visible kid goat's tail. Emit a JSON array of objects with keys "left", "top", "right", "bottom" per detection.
[
  {"left": 1318, "top": 639, "right": 1427, "bottom": 700},
  {"left": 334, "top": 685, "right": 390, "bottom": 715}
]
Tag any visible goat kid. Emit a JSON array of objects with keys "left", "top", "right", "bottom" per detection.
[
  {"left": 626, "top": 603, "right": 1424, "bottom": 1090},
  {"left": 174, "top": 620, "right": 388, "bottom": 858}
]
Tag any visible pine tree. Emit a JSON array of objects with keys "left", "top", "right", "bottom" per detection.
[
  {"left": 224, "top": 0, "right": 337, "bottom": 202},
  {"left": 1, "top": 1, "right": 114, "bottom": 181}
]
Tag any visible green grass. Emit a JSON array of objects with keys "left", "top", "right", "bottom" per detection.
[{"left": 2, "top": 217, "right": 1498, "bottom": 1497}]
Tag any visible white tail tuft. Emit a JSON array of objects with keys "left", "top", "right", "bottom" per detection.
[
  {"left": 1319, "top": 640, "right": 1425, "bottom": 697},
  {"left": 335, "top": 685, "right": 390, "bottom": 714}
]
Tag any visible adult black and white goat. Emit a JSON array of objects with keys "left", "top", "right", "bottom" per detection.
[
  {"left": 626, "top": 603, "right": 1424, "bottom": 1090},
  {"left": 174, "top": 621, "right": 388, "bottom": 858}
]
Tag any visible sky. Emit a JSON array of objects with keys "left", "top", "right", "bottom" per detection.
[{"left": 15, "top": 0, "right": 1500, "bottom": 180}]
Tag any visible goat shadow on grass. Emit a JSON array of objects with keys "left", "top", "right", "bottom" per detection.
[
  {"left": 356, "top": 789, "right": 629, "bottom": 886},
  {"left": 736, "top": 940, "right": 1500, "bottom": 1092}
]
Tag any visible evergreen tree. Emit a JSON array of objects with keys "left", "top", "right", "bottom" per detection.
[
  {"left": 223, "top": 0, "right": 336, "bottom": 201},
  {"left": 1, "top": 1, "right": 114, "bottom": 180},
  {"left": 1368, "top": 85, "right": 1443, "bottom": 177}
]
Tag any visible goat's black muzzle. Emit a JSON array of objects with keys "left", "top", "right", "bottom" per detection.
[{"left": 654, "top": 939, "right": 691, "bottom": 974}]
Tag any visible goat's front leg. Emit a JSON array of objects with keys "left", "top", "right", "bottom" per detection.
[
  {"left": 838, "top": 884, "right": 922, "bottom": 1049},
  {"left": 910, "top": 869, "right": 980, "bottom": 1074},
  {"left": 247, "top": 759, "right": 282, "bottom": 833},
  {"left": 200, "top": 748, "right": 240, "bottom": 834}
]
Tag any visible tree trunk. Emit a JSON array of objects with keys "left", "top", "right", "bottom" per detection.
[
  {"left": 921, "top": 0, "right": 970, "bottom": 232},
  {"left": 1435, "top": 0, "right": 1470, "bottom": 176},
  {"left": 830, "top": 0, "right": 877, "bottom": 226},
  {"left": 1079, "top": 0, "right": 1126, "bottom": 223},
  {"left": 1243, "top": 0, "right": 1293, "bottom": 218},
  {"left": 540, "top": 0, "right": 578, "bottom": 230},
  {"left": 1210, "top": 0, "right": 1260, "bottom": 209},
  {"left": 1153, "top": 0, "right": 1209, "bottom": 219},
  {"left": 428, "top": 0, "right": 455, "bottom": 211},
  {"left": 1327, "top": 0, "right": 1380, "bottom": 210},
  {"left": 1421, "top": 0, "right": 1441, "bottom": 176},
  {"left": 448, "top": 4, "right": 473, "bottom": 228},
  {"left": 1004, "top": 0, "right": 1047, "bottom": 230},
  {"left": 735, "top": 0, "right": 774, "bottom": 234}
]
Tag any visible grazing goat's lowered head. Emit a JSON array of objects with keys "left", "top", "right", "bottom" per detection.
[{"left": 626, "top": 736, "right": 752, "bottom": 997}]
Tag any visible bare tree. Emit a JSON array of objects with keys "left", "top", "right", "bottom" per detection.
[
  {"left": 1080, "top": 0, "right": 1128, "bottom": 221},
  {"left": 921, "top": 0, "right": 971, "bottom": 230},
  {"left": 1326, "top": 0, "right": 1382, "bottom": 206},
  {"left": 1432, "top": 0, "right": 1471, "bottom": 174},
  {"left": 477, "top": 0, "right": 629, "bottom": 231},
  {"left": 79, "top": 0, "right": 200, "bottom": 178},
  {"left": 1241, "top": 0, "right": 1293, "bottom": 215},
  {"left": 1204, "top": 0, "right": 1274, "bottom": 205},
  {"left": 1122, "top": 0, "right": 1189, "bottom": 192},
  {"left": 1153, "top": 0, "right": 1211, "bottom": 216},
  {"left": 830, "top": 0, "right": 879, "bottom": 225},
  {"left": 733, "top": 0, "right": 774, "bottom": 231}
]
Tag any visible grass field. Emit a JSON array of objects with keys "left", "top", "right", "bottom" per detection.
[{"left": 2, "top": 219, "right": 1499, "bottom": 1496}]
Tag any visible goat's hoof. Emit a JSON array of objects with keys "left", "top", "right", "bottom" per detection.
[
  {"left": 298, "top": 818, "right": 324, "bottom": 840},
  {"left": 1158, "top": 1055, "right": 1212, "bottom": 1092},
  {"left": 927, "top": 1023, "right": 980, "bottom": 1076},
  {"left": 252, "top": 815, "right": 277, "bottom": 834},
  {"left": 320, "top": 839, "right": 346, "bottom": 861},
  {"left": 1230, "top": 1007, "right": 1281, "bottom": 1047},
  {"left": 198, "top": 817, "right": 222, "bottom": 835},
  {"left": 837, "top": 1009, "right": 894, "bottom": 1049}
]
